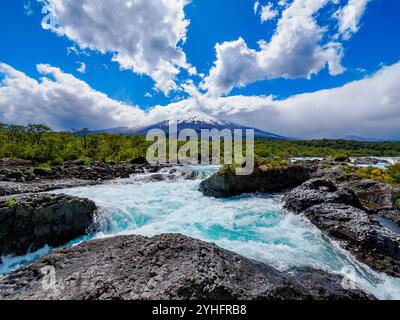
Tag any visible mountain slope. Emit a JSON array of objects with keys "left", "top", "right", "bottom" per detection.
[{"left": 93, "top": 114, "right": 289, "bottom": 140}]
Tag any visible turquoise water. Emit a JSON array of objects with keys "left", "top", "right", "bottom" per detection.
[{"left": 1, "top": 165, "right": 400, "bottom": 299}]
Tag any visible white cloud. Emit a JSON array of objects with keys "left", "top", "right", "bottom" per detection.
[
  {"left": 198, "top": 62, "right": 400, "bottom": 139},
  {"left": 2, "top": 61, "right": 400, "bottom": 139},
  {"left": 278, "top": 0, "right": 290, "bottom": 7},
  {"left": 203, "top": 0, "right": 347, "bottom": 95},
  {"left": 41, "top": 0, "right": 192, "bottom": 96},
  {"left": 0, "top": 63, "right": 147, "bottom": 130},
  {"left": 76, "top": 62, "right": 86, "bottom": 74},
  {"left": 334, "top": 0, "right": 370, "bottom": 40},
  {"left": 259, "top": 2, "right": 279, "bottom": 23}
]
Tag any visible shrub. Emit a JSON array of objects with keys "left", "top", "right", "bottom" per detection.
[
  {"left": 356, "top": 167, "right": 385, "bottom": 181},
  {"left": 356, "top": 163, "right": 400, "bottom": 185},
  {"left": 386, "top": 163, "right": 400, "bottom": 184},
  {"left": 395, "top": 198, "right": 400, "bottom": 208},
  {"left": 5, "top": 197, "right": 18, "bottom": 208},
  {"left": 39, "top": 162, "right": 51, "bottom": 170},
  {"left": 83, "top": 159, "right": 93, "bottom": 166}
]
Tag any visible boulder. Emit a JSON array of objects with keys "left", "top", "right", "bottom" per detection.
[
  {"left": 0, "top": 234, "right": 372, "bottom": 300},
  {"left": 347, "top": 180, "right": 400, "bottom": 226},
  {"left": 352, "top": 158, "right": 389, "bottom": 166},
  {"left": 284, "top": 178, "right": 362, "bottom": 213},
  {"left": 303, "top": 204, "right": 400, "bottom": 277},
  {"left": 130, "top": 157, "right": 148, "bottom": 165},
  {"left": 200, "top": 164, "right": 313, "bottom": 198},
  {"left": 0, "top": 193, "right": 97, "bottom": 256}
]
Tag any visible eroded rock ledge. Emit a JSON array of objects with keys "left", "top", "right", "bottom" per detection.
[
  {"left": 0, "top": 234, "right": 372, "bottom": 300},
  {"left": 200, "top": 163, "right": 313, "bottom": 198},
  {"left": 284, "top": 178, "right": 400, "bottom": 277},
  {"left": 0, "top": 193, "right": 97, "bottom": 257}
]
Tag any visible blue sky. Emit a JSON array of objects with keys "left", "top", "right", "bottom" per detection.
[{"left": 0, "top": 0, "right": 400, "bottom": 138}]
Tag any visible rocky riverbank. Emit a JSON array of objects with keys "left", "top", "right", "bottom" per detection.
[
  {"left": 284, "top": 176, "right": 400, "bottom": 277},
  {"left": 0, "top": 159, "right": 165, "bottom": 196},
  {"left": 0, "top": 234, "right": 372, "bottom": 300},
  {"left": 0, "top": 193, "right": 97, "bottom": 257},
  {"left": 0, "top": 158, "right": 398, "bottom": 300},
  {"left": 201, "top": 159, "right": 400, "bottom": 277}
]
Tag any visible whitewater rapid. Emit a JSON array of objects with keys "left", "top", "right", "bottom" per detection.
[{"left": 1, "top": 165, "right": 400, "bottom": 299}]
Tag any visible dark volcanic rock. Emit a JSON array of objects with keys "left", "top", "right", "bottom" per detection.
[
  {"left": 303, "top": 204, "right": 400, "bottom": 277},
  {"left": 0, "top": 179, "right": 100, "bottom": 196},
  {"left": 284, "top": 178, "right": 363, "bottom": 213},
  {"left": 284, "top": 177, "right": 400, "bottom": 277},
  {"left": 200, "top": 164, "right": 313, "bottom": 198},
  {"left": 0, "top": 158, "right": 33, "bottom": 167},
  {"left": 0, "top": 234, "right": 372, "bottom": 300},
  {"left": 347, "top": 180, "right": 400, "bottom": 226},
  {"left": 0, "top": 160, "right": 168, "bottom": 196},
  {"left": 352, "top": 158, "right": 389, "bottom": 166},
  {"left": 0, "top": 161, "right": 148, "bottom": 184},
  {"left": 0, "top": 193, "right": 97, "bottom": 256}
]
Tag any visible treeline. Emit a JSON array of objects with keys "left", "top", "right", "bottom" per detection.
[
  {"left": 254, "top": 139, "right": 400, "bottom": 159},
  {"left": 0, "top": 123, "right": 151, "bottom": 164},
  {"left": 0, "top": 123, "right": 400, "bottom": 164}
]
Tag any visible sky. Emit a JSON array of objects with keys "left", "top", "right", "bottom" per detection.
[{"left": 0, "top": 0, "right": 400, "bottom": 139}]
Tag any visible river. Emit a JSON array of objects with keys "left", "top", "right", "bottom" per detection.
[{"left": 1, "top": 165, "right": 400, "bottom": 299}]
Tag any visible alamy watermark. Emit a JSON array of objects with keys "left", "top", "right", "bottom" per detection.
[
  {"left": 41, "top": 3, "right": 58, "bottom": 30},
  {"left": 341, "top": 266, "right": 357, "bottom": 290},
  {"left": 146, "top": 122, "right": 255, "bottom": 175}
]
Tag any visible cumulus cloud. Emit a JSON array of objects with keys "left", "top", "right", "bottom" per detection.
[
  {"left": 334, "top": 0, "right": 370, "bottom": 40},
  {"left": 202, "top": 0, "right": 356, "bottom": 95},
  {"left": 40, "top": 0, "right": 192, "bottom": 95},
  {"left": 198, "top": 62, "right": 400, "bottom": 139},
  {"left": 258, "top": 2, "right": 279, "bottom": 23},
  {"left": 0, "top": 62, "right": 149, "bottom": 130},
  {"left": 2, "top": 61, "right": 400, "bottom": 139}
]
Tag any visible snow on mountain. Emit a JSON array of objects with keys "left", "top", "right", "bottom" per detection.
[
  {"left": 170, "top": 112, "right": 229, "bottom": 126},
  {"left": 85, "top": 113, "right": 289, "bottom": 140}
]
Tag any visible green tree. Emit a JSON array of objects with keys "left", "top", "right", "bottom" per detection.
[{"left": 27, "top": 124, "right": 51, "bottom": 145}]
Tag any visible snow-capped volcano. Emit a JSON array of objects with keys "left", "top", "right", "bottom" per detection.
[
  {"left": 169, "top": 112, "right": 229, "bottom": 126},
  {"left": 87, "top": 113, "right": 289, "bottom": 140}
]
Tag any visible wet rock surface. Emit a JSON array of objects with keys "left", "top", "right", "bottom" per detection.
[
  {"left": 303, "top": 204, "right": 400, "bottom": 277},
  {"left": 284, "top": 173, "right": 400, "bottom": 277},
  {"left": 0, "top": 193, "right": 97, "bottom": 256},
  {"left": 200, "top": 164, "right": 313, "bottom": 198},
  {"left": 284, "top": 178, "right": 363, "bottom": 213},
  {"left": 0, "top": 234, "right": 372, "bottom": 300}
]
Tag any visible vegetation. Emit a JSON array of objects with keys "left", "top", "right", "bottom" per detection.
[
  {"left": 356, "top": 163, "right": 400, "bottom": 185},
  {"left": 253, "top": 139, "right": 400, "bottom": 158},
  {"left": 5, "top": 197, "right": 18, "bottom": 209},
  {"left": 1, "top": 122, "right": 400, "bottom": 165},
  {"left": 0, "top": 123, "right": 152, "bottom": 164},
  {"left": 395, "top": 198, "right": 400, "bottom": 208}
]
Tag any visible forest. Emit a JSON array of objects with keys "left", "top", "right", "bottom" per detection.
[{"left": 1, "top": 123, "right": 400, "bottom": 164}]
